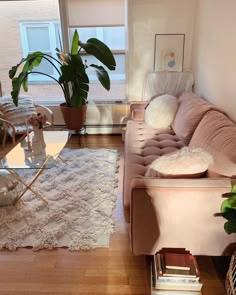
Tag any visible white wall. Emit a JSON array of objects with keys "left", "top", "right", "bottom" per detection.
[
  {"left": 127, "top": 0, "right": 196, "bottom": 101},
  {"left": 192, "top": 0, "right": 236, "bottom": 122}
]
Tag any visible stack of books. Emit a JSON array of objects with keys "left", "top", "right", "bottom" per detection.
[{"left": 152, "top": 249, "right": 202, "bottom": 295}]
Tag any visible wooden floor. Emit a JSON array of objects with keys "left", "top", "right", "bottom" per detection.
[{"left": 0, "top": 134, "right": 230, "bottom": 295}]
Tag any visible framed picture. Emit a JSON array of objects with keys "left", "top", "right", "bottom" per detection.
[{"left": 154, "top": 34, "right": 185, "bottom": 72}]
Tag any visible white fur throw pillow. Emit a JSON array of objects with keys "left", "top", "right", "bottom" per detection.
[
  {"left": 145, "top": 94, "right": 178, "bottom": 128},
  {"left": 145, "top": 147, "right": 214, "bottom": 178}
]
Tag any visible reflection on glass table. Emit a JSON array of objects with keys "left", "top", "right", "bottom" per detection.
[
  {"left": 0, "top": 131, "right": 69, "bottom": 205},
  {"left": 22, "top": 141, "right": 54, "bottom": 169},
  {"left": 0, "top": 131, "right": 69, "bottom": 169}
]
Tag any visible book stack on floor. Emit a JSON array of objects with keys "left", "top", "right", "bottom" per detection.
[{"left": 151, "top": 249, "right": 202, "bottom": 295}]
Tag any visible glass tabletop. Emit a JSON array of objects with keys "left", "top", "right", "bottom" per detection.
[{"left": 0, "top": 131, "right": 69, "bottom": 169}]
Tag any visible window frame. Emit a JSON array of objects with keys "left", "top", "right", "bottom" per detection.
[
  {"left": 69, "top": 26, "right": 126, "bottom": 82},
  {"left": 19, "top": 21, "right": 61, "bottom": 83},
  {"left": 68, "top": 26, "right": 126, "bottom": 102}
]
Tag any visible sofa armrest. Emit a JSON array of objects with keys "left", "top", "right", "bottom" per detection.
[
  {"left": 130, "top": 177, "right": 236, "bottom": 256},
  {"left": 130, "top": 101, "right": 149, "bottom": 121}
]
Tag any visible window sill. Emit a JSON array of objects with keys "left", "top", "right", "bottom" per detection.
[{"left": 35, "top": 99, "right": 128, "bottom": 106}]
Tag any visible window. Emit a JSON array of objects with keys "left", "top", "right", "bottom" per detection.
[
  {"left": 20, "top": 22, "right": 61, "bottom": 82},
  {"left": 69, "top": 26, "right": 126, "bottom": 81},
  {"left": 0, "top": 0, "right": 126, "bottom": 103},
  {"left": 65, "top": 0, "right": 126, "bottom": 102}
]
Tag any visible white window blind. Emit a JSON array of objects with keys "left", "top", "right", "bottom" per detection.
[{"left": 66, "top": 0, "right": 125, "bottom": 27}]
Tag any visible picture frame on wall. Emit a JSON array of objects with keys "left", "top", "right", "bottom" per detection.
[{"left": 154, "top": 34, "right": 185, "bottom": 72}]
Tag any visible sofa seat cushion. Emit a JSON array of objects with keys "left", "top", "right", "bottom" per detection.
[
  {"left": 190, "top": 110, "right": 236, "bottom": 177},
  {"left": 123, "top": 120, "right": 185, "bottom": 221},
  {"left": 172, "top": 92, "right": 219, "bottom": 145}
]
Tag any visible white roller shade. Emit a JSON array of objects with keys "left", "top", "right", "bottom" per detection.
[{"left": 67, "top": 0, "right": 125, "bottom": 27}]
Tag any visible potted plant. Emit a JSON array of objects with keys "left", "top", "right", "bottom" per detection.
[
  {"left": 8, "top": 30, "right": 116, "bottom": 130},
  {"left": 221, "top": 183, "right": 236, "bottom": 234},
  {"left": 221, "top": 183, "right": 236, "bottom": 295}
]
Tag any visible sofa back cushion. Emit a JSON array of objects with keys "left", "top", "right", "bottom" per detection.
[
  {"left": 172, "top": 92, "right": 218, "bottom": 145},
  {"left": 189, "top": 110, "right": 236, "bottom": 177}
]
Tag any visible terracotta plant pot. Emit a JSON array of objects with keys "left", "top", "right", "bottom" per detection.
[{"left": 60, "top": 103, "right": 87, "bottom": 131}]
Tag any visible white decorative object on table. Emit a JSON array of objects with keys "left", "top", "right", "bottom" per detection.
[
  {"left": 28, "top": 113, "right": 47, "bottom": 148},
  {"left": 33, "top": 126, "right": 45, "bottom": 148}
]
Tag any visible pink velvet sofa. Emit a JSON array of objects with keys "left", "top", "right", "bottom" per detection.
[{"left": 123, "top": 92, "right": 236, "bottom": 256}]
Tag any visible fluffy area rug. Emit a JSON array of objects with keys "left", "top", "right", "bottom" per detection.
[{"left": 0, "top": 148, "right": 119, "bottom": 251}]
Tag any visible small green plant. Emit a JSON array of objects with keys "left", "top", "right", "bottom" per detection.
[{"left": 221, "top": 183, "right": 236, "bottom": 234}]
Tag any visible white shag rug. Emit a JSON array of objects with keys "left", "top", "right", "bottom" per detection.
[{"left": 0, "top": 148, "right": 119, "bottom": 251}]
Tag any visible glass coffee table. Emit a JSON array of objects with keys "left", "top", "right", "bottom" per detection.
[{"left": 0, "top": 131, "right": 69, "bottom": 205}]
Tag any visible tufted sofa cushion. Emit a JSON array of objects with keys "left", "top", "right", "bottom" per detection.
[
  {"left": 172, "top": 92, "right": 219, "bottom": 145},
  {"left": 123, "top": 120, "right": 185, "bottom": 222}
]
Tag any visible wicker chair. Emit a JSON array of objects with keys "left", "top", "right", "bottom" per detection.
[{"left": 0, "top": 95, "right": 54, "bottom": 148}]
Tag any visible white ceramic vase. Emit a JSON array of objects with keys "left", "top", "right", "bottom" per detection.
[{"left": 33, "top": 127, "right": 46, "bottom": 148}]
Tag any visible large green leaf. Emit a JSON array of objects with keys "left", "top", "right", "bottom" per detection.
[
  {"left": 222, "top": 208, "right": 236, "bottom": 220},
  {"left": 9, "top": 58, "right": 25, "bottom": 79},
  {"left": 59, "top": 65, "right": 74, "bottom": 83},
  {"left": 11, "top": 75, "right": 25, "bottom": 106},
  {"left": 232, "top": 184, "right": 236, "bottom": 193},
  {"left": 31, "top": 56, "right": 42, "bottom": 68},
  {"left": 70, "top": 54, "right": 87, "bottom": 75},
  {"left": 22, "top": 76, "right": 28, "bottom": 92},
  {"left": 59, "top": 54, "right": 88, "bottom": 83},
  {"left": 71, "top": 30, "right": 79, "bottom": 55},
  {"left": 89, "top": 64, "right": 110, "bottom": 90},
  {"left": 224, "top": 220, "right": 236, "bottom": 234},
  {"left": 221, "top": 194, "right": 236, "bottom": 213},
  {"left": 9, "top": 66, "right": 18, "bottom": 79},
  {"left": 79, "top": 38, "right": 116, "bottom": 70},
  {"left": 59, "top": 53, "right": 90, "bottom": 107},
  {"left": 71, "top": 84, "right": 89, "bottom": 108},
  {"left": 22, "top": 53, "right": 42, "bottom": 75}
]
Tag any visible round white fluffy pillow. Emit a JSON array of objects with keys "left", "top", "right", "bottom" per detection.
[
  {"left": 146, "top": 147, "right": 214, "bottom": 178},
  {"left": 144, "top": 94, "right": 178, "bottom": 128}
]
